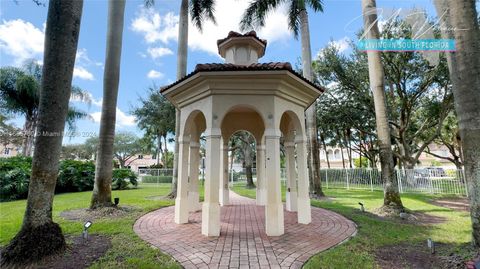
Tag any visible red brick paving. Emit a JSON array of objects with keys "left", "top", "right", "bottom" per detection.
[{"left": 134, "top": 191, "right": 356, "bottom": 269}]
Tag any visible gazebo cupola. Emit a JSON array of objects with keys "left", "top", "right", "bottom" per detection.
[{"left": 217, "top": 31, "right": 267, "bottom": 65}]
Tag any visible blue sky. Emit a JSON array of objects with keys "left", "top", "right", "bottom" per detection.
[{"left": 0, "top": 0, "right": 440, "bottom": 145}]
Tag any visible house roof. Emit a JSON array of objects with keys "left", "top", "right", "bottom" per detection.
[{"left": 160, "top": 62, "right": 325, "bottom": 93}]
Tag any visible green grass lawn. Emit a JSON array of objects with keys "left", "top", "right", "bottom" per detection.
[
  {"left": 1, "top": 182, "right": 474, "bottom": 268},
  {"left": 232, "top": 182, "right": 474, "bottom": 269},
  {"left": 0, "top": 183, "right": 182, "bottom": 268}
]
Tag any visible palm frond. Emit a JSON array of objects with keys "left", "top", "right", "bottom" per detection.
[
  {"left": 288, "top": 0, "right": 301, "bottom": 37},
  {"left": 66, "top": 106, "right": 92, "bottom": 131},
  {"left": 70, "top": 85, "right": 93, "bottom": 106},
  {"left": 190, "top": 0, "right": 217, "bottom": 32}
]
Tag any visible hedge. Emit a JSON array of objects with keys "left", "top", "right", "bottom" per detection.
[
  {"left": 141, "top": 175, "right": 172, "bottom": 183},
  {"left": 0, "top": 157, "right": 138, "bottom": 201}
]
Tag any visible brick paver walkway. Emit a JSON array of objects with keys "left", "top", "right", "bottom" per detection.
[{"left": 134, "top": 191, "right": 356, "bottom": 269}]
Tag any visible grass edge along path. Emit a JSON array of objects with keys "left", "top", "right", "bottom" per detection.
[{"left": 231, "top": 182, "right": 474, "bottom": 269}]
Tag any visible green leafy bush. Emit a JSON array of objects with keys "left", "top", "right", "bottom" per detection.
[
  {"left": 112, "top": 169, "right": 138, "bottom": 190},
  {"left": 0, "top": 157, "right": 32, "bottom": 201},
  {"left": 57, "top": 160, "right": 95, "bottom": 193},
  {"left": 141, "top": 175, "right": 172, "bottom": 183}
]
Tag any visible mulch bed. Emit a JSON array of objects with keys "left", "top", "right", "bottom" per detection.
[
  {"left": 60, "top": 206, "right": 139, "bottom": 222},
  {"left": 430, "top": 197, "right": 470, "bottom": 212},
  {"left": 1, "top": 235, "right": 111, "bottom": 269},
  {"left": 375, "top": 242, "right": 479, "bottom": 269},
  {"left": 357, "top": 209, "right": 447, "bottom": 226}
]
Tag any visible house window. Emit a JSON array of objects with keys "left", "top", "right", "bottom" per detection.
[
  {"left": 3, "top": 148, "right": 10, "bottom": 155},
  {"left": 138, "top": 155, "right": 143, "bottom": 159}
]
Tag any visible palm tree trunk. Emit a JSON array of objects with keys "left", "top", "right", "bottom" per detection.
[
  {"left": 22, "top": 114, "right": 35, "bottom": 156},
  {"left": 1, "top": 0, "right": 83, "bottom": 264},
  {"left": 361, "top": 0, "right": 403, "bottom": 211},
  {"left": 437, "top": 0, "right": 480, "bottom": 247},
  {"left": 244, "top": 142, "right": 255, "bottom": 188},
  {"left": 156, "top": 133, "right": 161, "bottom": 165},
  {"left": 299, "top": 9, "right": 324, "bottom": 197},
  {"left": 91, "top": 0, "right": 126, "bottom": 209},
  {"left": 168, "top": 0, "right": 189, "bottom": 198},
  {"left": 320, "top": 133, "right": 331, "bottom": 168}
]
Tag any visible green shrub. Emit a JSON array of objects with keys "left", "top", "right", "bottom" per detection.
[
  {"left": 112, "top": 169, "right": 138, "bottom": 190},
  {"left": 141, "top": 175, "right": 172, "bottom": 183},
  {"left": 57, "top": 160, "right": 95, "bottom": 193},
  {"left": 0, "top": 157, "right": 32, "bottom": 201}
]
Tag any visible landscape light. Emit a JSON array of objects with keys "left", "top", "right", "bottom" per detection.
[
  {"left": 358, "top": 202, "right": 365, "bottom": 212},
  {"left": 427, "top": 238, "right": 435, "bottom": 254},
  {"left": 83, "top": 220, "right": 92, "bottom": 242}
]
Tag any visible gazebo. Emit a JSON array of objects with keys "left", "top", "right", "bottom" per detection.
[{"left": 161, "top": 31, "right": 323, "bottom": 237}]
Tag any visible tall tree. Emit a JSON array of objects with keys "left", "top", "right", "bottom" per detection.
[
  {"left": 0, "top": 62, "right": 91, "bottom": 156},
  {"left": 434, "top": 0, "right": 480, "bottom": 247},
  {"left": 0, "top": 0, "right": 83, "bottom": 264},
  {"left": 231, "top": 131, "right": 256, "bottom": 188},
  {"left": 361, "top": 0, "right": 404, "bottom": 211},
  {"left": 91, "top": 0, "right": 127, "bottom": 208},
  {"left": 169, "top": 0, "right": 216, "bottom": 198},
  {"left": 240, "top": 0, "right": 325, "bottom": 198},
  {"left": 133, "top": 87, "right": 175, "bottom": 167}
]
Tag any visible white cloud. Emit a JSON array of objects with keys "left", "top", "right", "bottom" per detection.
[
  {"left": 73, "top": 66, "right": 94, "bottom": 80},
  {"left": 131, "top": 1, "right": 291, "bottom": 57},
  {"left": 147, "top": 47, "right": 173, "bottom": 59},
  {"left": 131, "top": 9, "right": 179, "bottom": 44},
  {"left": 329, "top": 37, "right": 350, "bottom": 53},
  {"left": 0, "top": 19, "right": 44, "bottom": 64},
  {"left": 147, "top": 69, "right": 164, "bottom": 79},
  {"left": 76, "top": 48, "right": 103, "bottom": 67},
  {"left": 90, "top": 108, "right": 136, "bottom": 127}
]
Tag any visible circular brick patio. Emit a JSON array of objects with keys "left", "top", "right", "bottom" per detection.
[{"left": 134, "top": 191, "right": 356, "bottom": 269}]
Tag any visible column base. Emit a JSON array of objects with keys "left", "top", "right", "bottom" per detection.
[
  {"left": 297, "top": 197, "right": 312, "bottom": 224},
  {"left": 286, "top": 191, "right": 298, "bottom": 212},
  {"left": 220, "top": 188, "right": 229, "bottom": 206},
  {"left": 265, "top": 202, "right": 284, "bottom": 236},
  {"left": 256, "top": 188, "right": 266, "bottom": 206},
  {"left": 201, "top": 202, "right": 220, "bottom": 236},
  {"left": 174, "top": 197, "right": 189, "bottom": 224},
  {"left": 188, "top": 191, "right": 202, "bottom": 212}
]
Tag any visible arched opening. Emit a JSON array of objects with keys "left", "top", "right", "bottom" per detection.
[
  {"left": 279, "top": 110, "right": 311, "bottom": 224},
  {"left": 334, "top": 149, "right": 341, "bottom": 160},
  {"left": 175, "top": 110, "right": 206, "bottom": 224},
  {"left": 220, "top": 105, "right": 265, "bottom": 206}
]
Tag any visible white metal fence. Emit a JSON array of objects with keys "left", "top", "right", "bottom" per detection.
[
  {"left": 320, "top": 168, "right": 468, "bottom": 196},
  {"left": 137, "top": 168, "right": 468, "bottom": 196}
]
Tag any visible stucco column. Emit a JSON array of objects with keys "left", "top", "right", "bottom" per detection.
[
  {"left": 202, "top": 129, "right": 221, "bottom": 236},
  {"left": 285, "top": 142, "right": 298, "bottom": 212},
  {"left": 219, "top": 141, "right": 229, "bottom": 206},
  {"left": 256, "top": 144, "right": 266, "bottom": 206},
  {"left": 188, "top": 142, "right": 201, "bottom": 212},
  {"left": 175, "top": 137, "right": 190, "bottom": 224},
  {"left": 296, "top": 136, "right": 311, "bottom": 224},
  {"left": 264, "top": 130, "right": 284, "bottom": 236}
]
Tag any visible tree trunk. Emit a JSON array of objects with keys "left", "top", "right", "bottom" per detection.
[
  {"left": 244, "top": 141, "right": 255, "bottom": 188},
  {"left": 299, "top": 9, "right": 324, "bottom": 197},
  {"left": 168, "top": 0, "right": 189, "bottom": 198},
  {"left": 361, "top": 0, "right": 404, "bottom": 211},
  {"left": 1, "top": 0, "right": 83, "bottom": 265},
  {"left": 438, "top": 0, "right": 480, "bottom": 247},
  {"left": 22, "top": 114, "right": 35, "bottom": 156},
  {"left": 163, "top": 134, "right": 168, "bottom": 167},
  {"left": 91, "top": 0, "right": 126, "bottom": 209},
  {"left": 156, "top": 133, "right": 161, "bottom": 165},
  {"left": 320, "top": 133, "right": 331, "bottom": 168}
]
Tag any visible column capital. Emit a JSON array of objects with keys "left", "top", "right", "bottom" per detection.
[
  {"left": 205, "top": 127, "right": 222, "bottom": 138},
  {"left": 264, "top": 128, "right": 282, "bottom": 138},
  {"left": 178, "top": 137, "right": 190, "bottom": 144},
  {"left": 189, "top": 142, "right": 201, "bottom": 148}
]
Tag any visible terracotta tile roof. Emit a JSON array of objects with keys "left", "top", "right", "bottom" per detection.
[
  {"left": 160, "top": 62, "right": 325, "bottom": 93},
  {"left": 216, "top": 30, "right": 267, "bottom": 47}
]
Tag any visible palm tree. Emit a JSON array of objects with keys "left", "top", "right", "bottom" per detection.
[
  {"left": 0, "top": 0, "right": 83, "bottom": 265},
  {"left": 434, "top": 0, "right": 480, "bottom": 247},
  {"left": 240, "top": 0, "right": 325, "bottom": 197},
  {"left": 0, "top": 62, "right": 92, "bottom": 156},
  {"left": 168, "top": 0, "right": 216, "bottom": 198},
  {"left": 361, "top": 0, "right": 403, "bottom": 211},
  {"left": 90, "top": 0, "right": 127, "bottom": 209}
]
